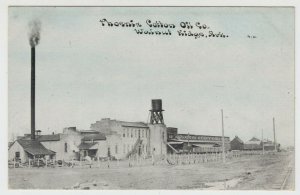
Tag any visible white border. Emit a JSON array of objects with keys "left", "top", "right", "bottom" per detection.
[{"left": 0, "top": 1, "right": 299, "bottom": 195}]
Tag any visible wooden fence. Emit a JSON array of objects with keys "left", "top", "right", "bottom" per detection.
[{"left": 9, "top": 150, "right": 274, "bottom": 169}]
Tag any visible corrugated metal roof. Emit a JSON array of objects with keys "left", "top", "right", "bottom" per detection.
[
  {"left": 17, "top": 140, "right": 55, "bottom": 156},
  {"left": 82, "top": 133, "right": 106, "bottom": 141}
]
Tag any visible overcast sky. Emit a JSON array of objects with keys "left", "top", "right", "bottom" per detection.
[{"left": 8, "top": 7, "right": 294, "bottom": 147}]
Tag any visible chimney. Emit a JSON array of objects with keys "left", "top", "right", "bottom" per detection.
[
  {"left": 28, "top": 19, "right": 41, "bottom": 140},
  {"left": 31, "top": 46, "right": 35, "bottom": 140}
]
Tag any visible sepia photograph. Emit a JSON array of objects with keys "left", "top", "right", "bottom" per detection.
[{"left": 6, "top": 6, "right": 295, "bottom": 190}]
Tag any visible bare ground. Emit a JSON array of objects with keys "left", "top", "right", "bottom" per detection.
[{"left": 8, "top": 151, "right": 294, "bottom": 190}]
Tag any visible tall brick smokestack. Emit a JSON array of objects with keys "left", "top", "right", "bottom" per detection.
[
  {"left": 31, "top": 47, "right": 35, "bottom": 140},
  {"left": 28, "top": 20, "right": 41, "bottom": 140}
]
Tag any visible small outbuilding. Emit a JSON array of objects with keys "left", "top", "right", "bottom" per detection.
[
  {"left": 244, "top": 137, "right": 262, "bottom": 150},
  {"left": 8, "top": 139, "right": 55, "bottom": 163}
]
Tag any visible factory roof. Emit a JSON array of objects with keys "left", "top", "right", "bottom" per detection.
[
  {"left": 249, "top": 137, "right": 260, "bottom": 142},
  {"left": 78, "top": 142, "right": 97, "bottom": 150},
  {"left": 231, "top": 136, "right": 244, "bottom": 144},
  {"left": 82, "top": 133, "right": 106, "bottom": 141},
  {"left": 120, "top": 121, "right": 149, "bottom": 128},
  {"left": 192, "top": 143, "right": 219, "bottom": 148},
  {"left": 36, "top": 134, "right": 60, "bottom": 142},
  {"left": 80, "top": 130, "right": 100, "bottom": 134},
  {"left": 17, "top": 140, "right": 55, "bottom": 156}
]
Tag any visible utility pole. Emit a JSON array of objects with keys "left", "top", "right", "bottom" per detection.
[
  {"left": 187, "top": 132, "right": 190, "bottom": 153},
  {"left": 261, "top": 129, "right": 264, "bottom": 155},
  {"left": 221, "top": 109, "right": 225, "bottom": 163},
  {"left": 273, "top": 117, "right": 277, "bottom": 152}
]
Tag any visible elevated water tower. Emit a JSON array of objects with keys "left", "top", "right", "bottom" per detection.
[
  {"left": 150, "top": 99, "right": 164, "bottom": 124},
  {"left": 148, "top": 99, "right": 167, "bottom": 156}
]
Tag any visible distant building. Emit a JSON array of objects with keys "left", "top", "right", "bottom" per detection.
[
  {"left": 167, "top": 131, "right": 231, "bottom": 154},
  {"left": 262, "top": 139, "right": 280, "bottom": 151},
  {"left": 230, "top": 136, "right": 244, "bottom": 150},
  {"left": 244, "top": 137, "right": 262, "bottom": 150}
]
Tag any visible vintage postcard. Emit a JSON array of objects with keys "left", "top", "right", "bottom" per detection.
[{"left": 7, "top": 6, "right": 294, "bottom": 190}]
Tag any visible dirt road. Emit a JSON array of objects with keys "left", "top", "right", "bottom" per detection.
[{"left": 8, "top": 151, "right": 294, "bottom": 190}]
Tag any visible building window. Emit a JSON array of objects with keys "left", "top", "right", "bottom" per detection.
[
  {"left": 64, "top": 143, "right": 68, "bottom": 152},
  {"left": 15, "top": 152, "right": 20, "bottom": 160},
  {"left": 115, "top": 145, "right": 118, "bottom": 154}
]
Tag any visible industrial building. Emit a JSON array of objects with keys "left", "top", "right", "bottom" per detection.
[
  {"left": 239, "top": 137, "right": 280, "bottom": 151},
  {"left": 89, "top": 99, "right": 168, "bottom": 159},
  {"left": 166, "top": 127, "right": 231, "bottom": 154},
  {"left": 8, "top": 99, "right": 242, "bottom": 163},
  {"left": 9, "top": 100, "right": 168, "bottom": 162},
  {"left": 8, "top": 99, "right": 236, "bottom": 163},
  {"left": 10, "top": 96, "right": 284, "bottom": 165}
]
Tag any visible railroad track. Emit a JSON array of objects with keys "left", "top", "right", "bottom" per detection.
[
  {"left": 280, "top": 165, "right": 293, "bottom": 190},
  {"left": 272, "top": 161, "right": 294, "bottom": 190}
]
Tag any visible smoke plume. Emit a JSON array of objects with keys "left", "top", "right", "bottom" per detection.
[{"left": 28, "top": 20, "right": 41, "bottom": 47}]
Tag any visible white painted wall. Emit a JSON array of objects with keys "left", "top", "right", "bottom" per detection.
[
  {"left": 94, "top": 140, "right": 107, "bottom": 158},
  {"left": 8, "top": 141, "right": 28, "bottom": 163},
  {"left": 149, "top": 124, "right": 167, "bottom": 156},
  {"left": 41, "top": 133, "right": 82, "bottom": 161}
]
